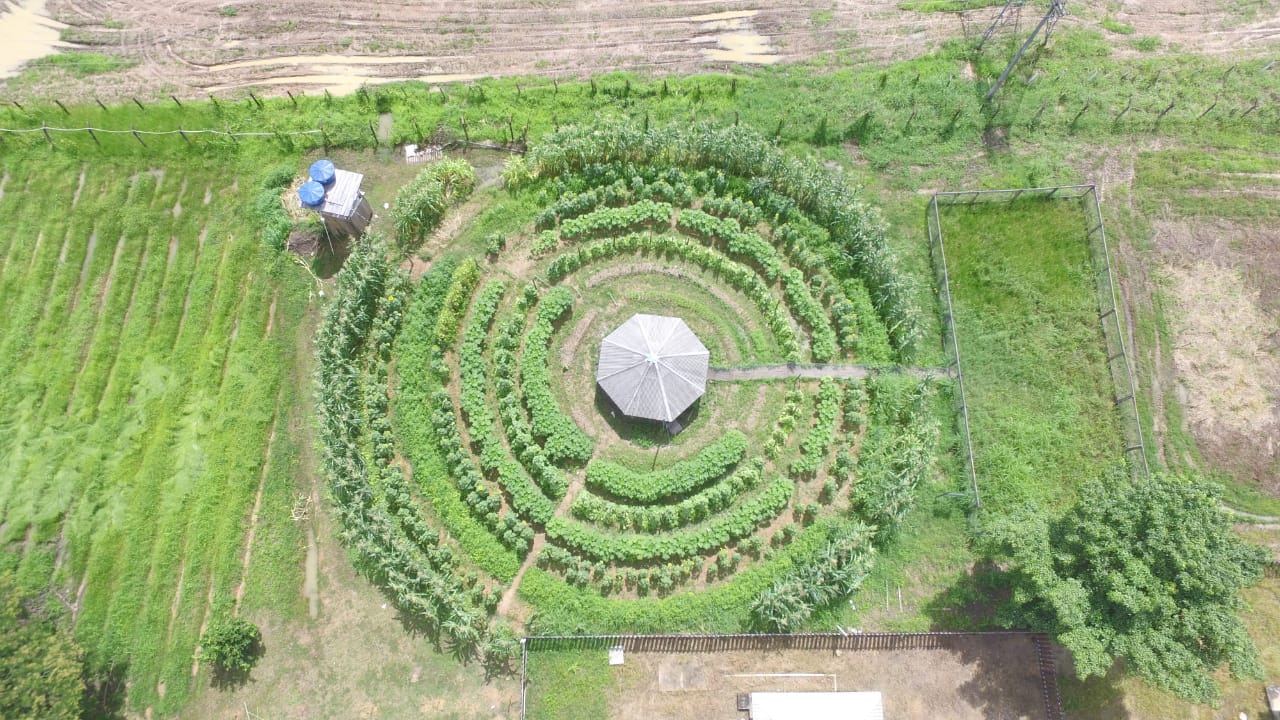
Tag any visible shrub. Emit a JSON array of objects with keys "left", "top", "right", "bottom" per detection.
[{"left": 198, "top": 616, "right": 261, "bottom": 674}]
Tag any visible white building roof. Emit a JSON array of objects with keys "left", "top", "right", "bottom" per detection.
[
  {"left": 749, "top": 692, "right": 884, "bottom": 720},
  {"left": 596, "top": 314, "right": 709, "bottom": 422}
]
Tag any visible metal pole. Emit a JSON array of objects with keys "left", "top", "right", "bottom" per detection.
[
  {"left": 985, "top": 1, "right": 1066, "bottom": 102},
  {"left": 520, "top": 638, "right": 529, "bottom": 720}
]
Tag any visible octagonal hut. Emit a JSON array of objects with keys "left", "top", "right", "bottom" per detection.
[{"left": 595, "top": 314, "right": 709, "bottom": 423}]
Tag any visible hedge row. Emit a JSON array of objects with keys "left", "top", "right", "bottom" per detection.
[
  {"left": 788, "top": 379, "right": 843, "bottom": 479},
  {"left": 558, "top": 198, "right": 674, "bottom": 240},
  {"left": 518, "top": 285, "right": 594, "bottom": 464},
  {"left": 571, "top": 458, "right": 766, "bottom": 531},
  {"left": 674, "top": 208, "right": 782, "bottom": 280},
  {"left": 584, "top": 430, "right": 748, "bottom": 503},
  {"left": 510, "top": 121, "right": 920, "bottom": 356},
  {"left": 491, "top": 286, "right": 572, "bottom": 500},
  {"left": 545, "top": 475, "right": 794, "bottom": 565},
  {"left": 545, "top": 232, "right": 801, "bottom": 361},
  {"left": 316, "top": 238, "right": 515, "bottom": 667}
]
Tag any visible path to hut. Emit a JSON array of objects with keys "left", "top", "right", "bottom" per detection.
[{"left": 707, "top": 364, "right": 949, "bottom": 381}]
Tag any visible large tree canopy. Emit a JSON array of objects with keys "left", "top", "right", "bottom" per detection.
[
  {"left": 984, "top": 472, "right": 1269, "bottom": 704},
  {"left": 0, "top": 570, "right": 84, "bottom": 720}
]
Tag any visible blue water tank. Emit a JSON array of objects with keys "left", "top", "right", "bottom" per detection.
[
  {"left": 309, "top": 159, "right": 336, "bottom": 185},
  {"left": 298, "top": 180, "right": 326, "bottom": 207}
]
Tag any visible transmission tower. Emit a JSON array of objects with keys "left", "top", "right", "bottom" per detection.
[
  {"left": 984, "top": 0, "right": 1068, "bottom": 102},
  {"left": 977, "top": 0, "right": 1027, "bottom": 51}
]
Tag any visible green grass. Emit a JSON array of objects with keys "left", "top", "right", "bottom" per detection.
[
  {"left": 0, "top": 153, "right": 310, "bottom": 715},
  {"left": 525, "top": 648, "right": 611, "bottom": 720},
  {"left": 937, "top": 199, "right": 1127, "bottom": 510},
  {"left": 899, "top": 0, "right": 1005, "bottom": 11},
  {"left": 1100, "top": 17, "right": 1136, "bottom": 35},
  {"left": 17, "top": 52, "right": 137, "bottom": 77}
]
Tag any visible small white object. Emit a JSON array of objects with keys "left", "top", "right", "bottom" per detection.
[
  {"left": 381, "top": 603, "right": 387, "bottom": 609},
  {"left": 608, "top": 645, "right": 625, "bottom": 665},
  {"left": 383, "top": 202, "right": 390, "bottom": 209},
  {"left": 1238, "top": 713, "right": 1248, "bottom": 720}
]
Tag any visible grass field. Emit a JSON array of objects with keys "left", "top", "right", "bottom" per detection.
[
  {"left": 0, "top": 152, "right": 309, "bottom": 715},
  {"left": 936, "top": 198, "right": 1127, "bottom": 510},
  {"left": 1, "top": 17, "right": 1279, "bottom": 719}
]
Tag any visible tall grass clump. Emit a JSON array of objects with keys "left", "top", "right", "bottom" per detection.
[{"left": 392, "top": 159, "right": 477, "bottom": 253}]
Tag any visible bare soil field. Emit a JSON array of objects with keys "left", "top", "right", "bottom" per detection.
[
  {"left": 1, "top": 0, "right": 1272, "bottom": 102},
  {"left": 1151, "top": 218, "right": 1280, "bottom": 491},
  {"left": 534, "top": 633, "right": 1052, "bottom": 720}
]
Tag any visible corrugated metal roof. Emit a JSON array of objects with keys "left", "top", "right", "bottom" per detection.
[
  {"left": 596, "top": 314, "right": 709, "bottom": 422},
  {"left": 321, "top": 169, "right": 364, "bottom": 219},
  {"left": 749, "top": 692, "right": 884, "bottom": 720}
]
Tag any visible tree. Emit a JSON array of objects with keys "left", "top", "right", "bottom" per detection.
[
  {"left": 984, "top": 472, "right": 1268, "bottom": 703},
  {"left": 198, "top": 616, "right": 262, "bottom": 676},
  {"left": 0, "top": 571, "right": 84, "bottom": 720}
]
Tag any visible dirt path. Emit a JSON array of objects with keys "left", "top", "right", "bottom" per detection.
[
  {"left": 1222, "top": 504, "right": 1280, "bottom": 525},
  {"left": 496, "top": 473, "right": 585, "bottom": 620},
  {"left": 708, "top": 363, "right": 948, "bottom": 381}
]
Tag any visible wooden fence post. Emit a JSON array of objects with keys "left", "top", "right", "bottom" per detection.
[
  {"left": 54, "top": 99, "right": 70, "bottom": 115},
  {"left": 41, "top": 121, "right": 52, "bottom": 147},
  {"left": 170, "top": 94, "right": 182, "bottom": 108},
  {"left": 132, "top": 97, "right": 144, "bottom": 111},
  {"left": 95, "top": 97, "right": 107, "bottom": 111},
  {"left": 86, "top": 126, "right": 99, "bottom": 145},
  {"left": 130, "top": 124, "right": 146, "bottom": 146}
]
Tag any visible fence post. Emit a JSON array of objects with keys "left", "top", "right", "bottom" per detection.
[
  {"left": 41, "top": 121, "right": 52, "bottom": 147},
  {"left": 11, "top": 100, "right": 23, "bottom": 112},
  {"left": 130, "top": 124, "right": 146, "bottom": 146},
  {"left": 86, "top": 126, "right": 99, "bottom": 145},
  {"left": 286, "top": 90, "right": 298, "bottom": 108},
  {"left": 95, "top": 97, "right": 107, "bottom": 111},
  {"left": 178, "top": 125, "right": 190, "bottom": 144},
  {"left": 170, "top": 94, "right": 183, "bottom": 108},
  {"left": 54, "top": 99, "right": 70, "bottom": 115},
  {"left": 367, "top": 119, "right": 378, "bottom": 147}
]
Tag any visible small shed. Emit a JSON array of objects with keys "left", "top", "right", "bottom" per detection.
[
  {"left": 596, "top": 314, "right": 709, "bottom": 423},
  {"left": 747, "top": 692, "right": 884, "bottom": 720},
  {"left": 297, "top": 159, "right": 373, "bottom": 237}
]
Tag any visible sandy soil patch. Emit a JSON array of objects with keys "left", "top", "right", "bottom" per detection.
[
  {"left": 1153, "top": 218, "right": 1280, "bottom": 490},
  {"left": 533, "top": 634, "right": 1052, "bottom": 720}
]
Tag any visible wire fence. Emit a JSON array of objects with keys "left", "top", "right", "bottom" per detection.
[
  {"left": 520, "top": 631, "right": 1065, "bottom": 720},
  {"left": 927, "top": 184, "right": 1151, "bottom": 487}
]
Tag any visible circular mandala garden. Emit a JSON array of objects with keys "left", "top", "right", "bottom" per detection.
[{"left": 316, "top": 122, "right": 940, "bottom": 662}]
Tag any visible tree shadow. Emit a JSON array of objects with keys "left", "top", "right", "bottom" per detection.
[
  {"left": 593, "top": 385, "right": 702, "bottom": 448},
  {"left": 82, "top": 660, "right": 128, "bottom": 720},
  {"left": 1055, "top": 656, "right": 1133, "bottom": 720},
  {"left": 922, "top": 565, "right": 1130, "bottom": 719},
  {"left": 311, "top": 234, "right": 352, "bottom": 279},
  {"left": 209, "top": 635, "right": 264, "bottom": 691},
  {"left": 921, "top": 559, "right": 1011, "bottom": 631}
]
